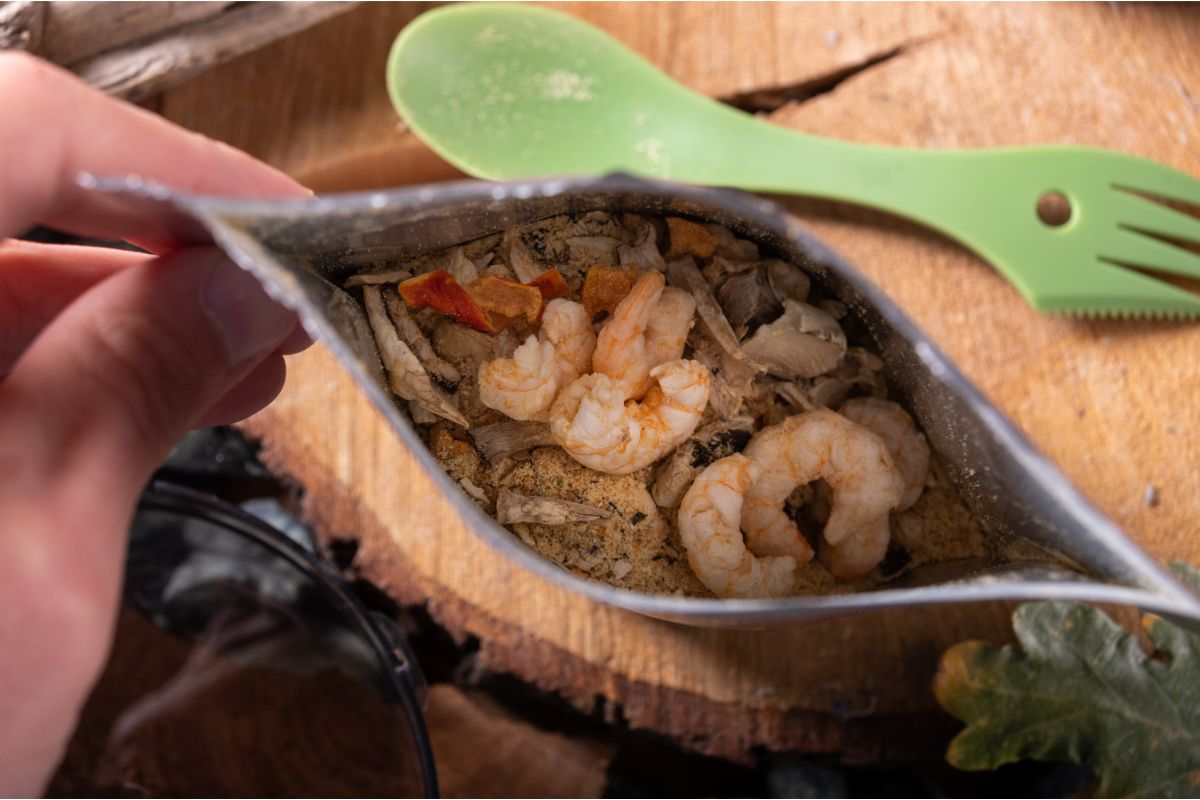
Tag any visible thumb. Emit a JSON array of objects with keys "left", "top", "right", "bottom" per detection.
[{"left": 1, "top": 246, "right": 296, "bottom": 504}]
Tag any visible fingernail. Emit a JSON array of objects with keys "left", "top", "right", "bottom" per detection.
[{"left": 197, "top": 250, "right": 295, "bottom": 366}]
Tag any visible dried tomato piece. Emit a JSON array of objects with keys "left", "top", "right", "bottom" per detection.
[
  {"left": 582, "top": 266, "right": 636, "bottom": 317},
  {"left": 664, "top": 217, "right": 719, "bottom": 260},
  {"left": 466, "top": 275, "right": 544, "bottom": 326},
  {"left": 398, "top": 268, "right": 570, "bottom": 333},
  {"left": 398, "top": 270, "right": 499, "bottom": 333},
  {"left": 527, "top": 269, "right": 569, "bottom": 303}
]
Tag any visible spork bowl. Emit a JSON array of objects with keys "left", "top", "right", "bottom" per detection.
[{"left": 82, "top": 172, "right": 1200, "bottom": 629}]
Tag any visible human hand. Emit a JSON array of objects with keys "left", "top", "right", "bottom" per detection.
[{"left": 0, "top": 53, "right": 312, "bottom": 794}]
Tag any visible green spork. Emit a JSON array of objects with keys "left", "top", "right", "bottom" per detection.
[{"left": 386, "top": 3, "right": 1200, "bottom": 318}]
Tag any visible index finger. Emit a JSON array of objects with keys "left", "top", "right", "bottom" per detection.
[{"left": 0, "top": 52, "right": 309, "bottom": 241}]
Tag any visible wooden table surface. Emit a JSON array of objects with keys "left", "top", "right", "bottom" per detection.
[{"left": 155, "top": 2, "right": 1200, "bottom": 766}]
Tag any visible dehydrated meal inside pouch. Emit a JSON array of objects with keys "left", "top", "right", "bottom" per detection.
[{"left": 344, "top": 210, "right": 992, "bottom": 599}]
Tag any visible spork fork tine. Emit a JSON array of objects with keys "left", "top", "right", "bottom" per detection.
[
  {"left": 1110, "top": 192, "right": 1200, "bottom": 253},
  {"left": 1111, "top": 152, "right": 1200, "bottom": 209},
  {"left": 992, "top": 147, "right": 1200, "bottom": 319},
  {"left": 1014, "top": 148, "right": 1200, "bottom": 318}
]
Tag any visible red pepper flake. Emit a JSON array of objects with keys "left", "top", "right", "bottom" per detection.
[{"left": 398, "top": 270, "right": 499, "bottom": 333}]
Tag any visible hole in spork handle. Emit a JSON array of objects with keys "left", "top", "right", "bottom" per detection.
[{"left": 1036, "top": 191, "right": 1073, "bottom": 227}]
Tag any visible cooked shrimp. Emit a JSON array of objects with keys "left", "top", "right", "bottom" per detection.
[
  {"left": 678, "top": 454, "right": 796, "bottom": 598},
  {"left": 549, "top": 359, "right": 711, "bottom": 475},
  {"left": 838, "top": 397, "right": 930, "bottom": 510},
  {"left": 592, "top": 272, "right": 696, "bottom": 398},
  {"left": 540, "top": 298, "right": 596, "bottom": 383},
  {"left": 643, "top": 288, "right": 696, "bottom": 377},
  {"left": 479, "top": 299, "right": 596, "bottom": 421},
  {"left": 478, "top": 336, "right": 559, "bottom": 421},
  {"left": 820, "top": 517, "right": 889, "bottom": 583},
  {"left": 741, "top": 408, "right": 903, "bottom": 578}
]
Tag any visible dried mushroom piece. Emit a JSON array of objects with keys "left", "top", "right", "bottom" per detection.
[
  {"left": 808, "top": 376, "right": 854, "bottom": 409},
  {"left": 667, "top": 254, "right": 764, "bottom": 419},
  {"left": 363, "top": 285, "right": 469, "bottom": 428},
  {"left": 702, "top": 254, "right": 756, "bottom": 287},
  {"left": 651, "top": 416, "right": 755, "bottom": 508},
  {"left": 408, "top": 400, "right": 438, "bottom": 425},
  {"left": 717, "top": 265, "right": 783, "bottom": 332},
  {"left": 568, "top": 210, "right": 625, "bottom": 240},
  {"left": 445, "top": 247, "right": 479, "bottom": 285},
  {"left": 496, "top": 488, "right": 613, "bottom": 525},
  {"left": 704, "top": 223, "right": 760, "bottom": 260},
  {"left": 618, "top": 221, "right": 666, "bottom": 271},
  {"left": 566, "top": 236, "right": 622, "bottom": 265},
  {"left": 765, "top": 260, "right": 811, "bottom": 303},
  {"left": 775, "top": 348, "right": 887, "bottom": 415},
  {"left": 432, "top": 320, "right": 494, "bottom": 373},
  {"left": 473, "top": 251, "right": 497, "bottom": 273},
  {"left": 688, "top": 415, "right": 756, "bottom": 464},
  {"left": 483, "top": 264, "right": 515, "bottom": 281},
  {"left": 742, "top": 299, "right": 847, "bottom": 379},
  {"left": 460, "top": 478, "right": 489, "bottom": 505},
  {"left": 769, "top": 345, "right": 887, "bottom": 416},
  {"left": 666, "top": 256, "right": 755, "bottom": 363},
  {"left": 691, "top": 335, "right": 760, "bottom": 419},
  {"left": 383, "top": 290, "right": 461, "bottom": 390},
  {"left": 776, "top": 377, "right": 854, "bottom": 414},
  {"left": 470, "top": 420, "right": 556, "bottom": 461},
  {"left": 819, "top": 299, "right": 848, "bottom": 320},
  {"left": 848, "top": 346, "right": 884, "bottom": 372},
  {"left": 492, "top": 328, "right": 520, "bottom": 359},
  {"left": 664, "top": 217, "right": 719, "bottom": 260},
  {"left": 503, "top": 228, "right": 546, "bottom": 283},
  {"left": 650, "top": 452, "right": 695, "bottom": 509},
  {"left": 838, "top": 347, "right": 888, "bottom": 398}
]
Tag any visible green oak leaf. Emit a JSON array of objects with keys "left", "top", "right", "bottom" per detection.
[{"left": 934, "top": 563, "right": 1200, "bottom": 798}]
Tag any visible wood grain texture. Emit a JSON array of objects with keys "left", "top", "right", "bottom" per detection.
[
  {"left": 426, "top": 685, "right": 614, "bottom": 798},
  {"left": 156, "top": 2, "right": 1200, "bottom": 760},
  {"left": 0, "top": 2, "right": 44, "bottom": 51},
  {"left": 0, "top": 1, "right": 355, "bottom": 100},
  {"left": 74, "top": 2, "right": 356, "bottom": 100},
  {"left": 38, "top": 2, "right": 233, "bottom": 65}
]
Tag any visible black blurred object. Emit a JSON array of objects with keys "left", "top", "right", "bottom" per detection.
[
  {"left": 158, "top": 427, "right": 285, "bottom": 502},
  {"left": 48, "top": 475, "right": 437, "bottom": 797}
]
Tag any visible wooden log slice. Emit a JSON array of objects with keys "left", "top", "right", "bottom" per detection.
[{"left": 152, "top": 2, "right": 1200, "bottom": 761}]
